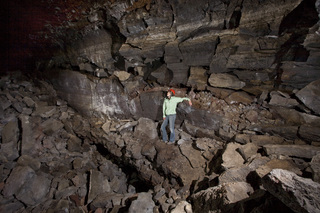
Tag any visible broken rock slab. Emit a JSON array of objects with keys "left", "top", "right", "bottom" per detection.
[
  {"left": 128, "top": 192, "right": 155, "bottom": 213},
  {"left": 263, "top": 144, "right": 320, "bottom": 159},
  {"left": 222, "top": 143, "right": 245, "bottom": 170},
  {"left": 208, "top": 73, "right": 246, "bottom": 90},
  {"left": 311, "top": 153, "right": 320, "bottom": 183},
  {"left": 133, "top": 117, "right": 158, "bottom": 141},
  {"left": 191, "top": 182, "right": 254, "bottom": 213},
  {"left": 255, "top": 159, "right": 302, "bottom": 178},
  {"left": 295, "top": 79, "right": 320, "bottom": 115},
  {"left": 262, "top": 169, "right": 320, "bottom": 213}
]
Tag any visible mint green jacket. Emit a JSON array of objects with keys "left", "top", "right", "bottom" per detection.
[{"left": 162, "top": 96, "right": 190, "bottom": 118}]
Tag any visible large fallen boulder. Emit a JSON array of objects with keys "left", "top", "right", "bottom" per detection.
[
  {"left": 262, "top": 144, "right": 320, "bottom": 159},
  {"left": 296, "top": 79, "right": 320, "bottom": 115},
  {"left": 191, "top": 182, "right": 254, "bottom": 213},
  {"left": 262, "top": 169, "right": 320, "bottom": 213}
]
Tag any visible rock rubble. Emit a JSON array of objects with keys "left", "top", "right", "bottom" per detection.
[{"left": 1, "top": 72, "right": 320, "bottom": 212}]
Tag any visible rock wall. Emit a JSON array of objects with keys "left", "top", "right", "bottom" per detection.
[
  {"left": 1, "top": 72, "right": 320, "bottom": 212},
  {"left": 39, "top": 0, "right": 320, "bottom": 92}
]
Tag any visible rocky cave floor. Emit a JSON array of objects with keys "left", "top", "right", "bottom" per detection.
[{"left": 0, "top": 71, "right": 320, "bottom": 213}]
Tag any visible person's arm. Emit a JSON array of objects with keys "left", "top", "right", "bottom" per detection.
[
  {"left": 162, "top": 100, "right": 166, "bottom": 120},
  {"left": 177, "top": 97, "right": 192, "bottom": 106}
]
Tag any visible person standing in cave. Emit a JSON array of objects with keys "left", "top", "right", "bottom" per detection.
[{"left": 161, "top": 89, "right": 192, "bottom": 143}]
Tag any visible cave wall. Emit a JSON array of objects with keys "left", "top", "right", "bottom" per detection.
[{"left": 36, "top": 0, "right": 320, "bottom": 123}]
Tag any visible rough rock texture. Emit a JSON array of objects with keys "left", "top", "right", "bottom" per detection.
[
  {"left": 2, "top": 70, "right": 320, "bottom": 212},
  {"left": 262, "top": 169, "right": 320, "bottom": 213},
  {"left": 2, "top": 0, "right": 320, "bottom": 212}
]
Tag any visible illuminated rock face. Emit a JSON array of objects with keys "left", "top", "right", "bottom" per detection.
[{"left": 2, "top": 0, "right": 320, "bottom": 212}]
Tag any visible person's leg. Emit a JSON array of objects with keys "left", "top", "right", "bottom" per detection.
[
  {"left": 168, "top": 114, "right": 176, "bottom": 142},
  {"left": 161, "top": 117, "right": 169, "bottom": 142}
]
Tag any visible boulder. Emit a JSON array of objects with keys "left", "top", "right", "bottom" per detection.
[
  {"left": 17, "top": 155, "right": 41, "bottom": 171},
  {"left": 255, "top": 159, "right": 302, "bottom": 178},
  {"left": 224, "top": 91, "right": 254, "bottom": 105},
  {"left": 40, "top": 118, "right": 64, "bottom": 135},
  {"left": 134, "top": 117, "right": 158, "bottom": 141},
  {"left": 262, "top": 169, "right": 320, "bottom": 213},
  {"left": 150, "top": 64, "right": 172, "bottom": 85},
  {"left": 191, "top": 182, "right": 254, "bottom": 212},
  {"left": 179, "top": 34, "right": 219, "bottom": 67},
  {"left": 170, "top": 201, "right": 192, "bottom": 213},
  {"left": 155, "top": 143, "right": 201, "bottom": 186},
  {"left": 298, "top": 125, "right": 320, "bottom": 142},
  {"left": 114, "top": 71, "right": 131, "bottom": 81},
  {"left": 281, "top": 62, "right": 320, "bottom": 89},
  {"left": 88, "top": 170, "right": 111, "bottom": 204},
  {"left": 32, "top": 105, "right": 57, "bottom": 118},
  {"left": 208, "top": 73, "right": 245, "bottom": 90},
  {"left": 66, "top": 29, "right": 114, "bottom": 69},
  {"left": 128, "top": 192, "right": 155, "bottom": 213},
  {"left": 222, "top": 143, "right": 245, "bottom": 169},
  {"left": 179, "top": 140, "right": 207, "bottom": 169},
  {"left": 15, "top": 172, "right": 51, "bottom": 206},
  {"left": 187, "top": 67, "right": 208, "bottom": 90},
  {"left": 269, "top": 91, "right": 299, "bottom": 108},
  {"left": 3, "top": 166, "right": 35, "bottom": 198},
  {"left": 2, "top": 120, "right": 19, "bottom": 144},
  {"left": 263, "top": 144, "right": 320, "bottom": 159},
  {"left": 237, "top": 143, "right": 259, "bottom": 161}
]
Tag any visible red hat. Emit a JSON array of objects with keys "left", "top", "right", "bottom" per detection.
[{"left": 168, "top": 89, "right": 175, "bottom": 96}]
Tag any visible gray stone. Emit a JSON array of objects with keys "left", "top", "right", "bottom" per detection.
[
  {"left": 150, "top": 64, "right": 172, "bottom": 85},
  {"left": 258, "top": 125, "right": 299, "bottom": 141},
  {"left": 262, "top": 169, "right": 320, "bottom": 213},
  {"left": 222, "top": 143, "right": 245, "bottom": 169},
  {"left": 88, "top": 170, "right": 111, "bottom": 204},
  {"left": 55, "top": 186, "right": 78, "bottom": 200},
  {"left": 2, "top": 120, "right": 19, "bottom": 144},
  {"left": 0, "top": 141, "right": 19, "bottom": 161},
  {"left": 3, "top": 166, "right": 36, "bottom": 198},
  {"left": 269, "top": 91, "right": 299, "bottom": 108},
  {"left": 180, "top": 34, "right": 219, "bottom": 67},
  {"left": 134, "top": 117, "right": 158, "bottom": 141},
  {"left": 224, "top": 91, "right": 254, "bottom": 105},
  {"left": 15, "top": 172, "right": 51, "bottom": 206},
  {"left": 179, "top": 140, "right": 206, "bottom": 169},
  {"left": 89, "top": 193, "right": 125, "bottom": 211},
  {"left": 237, "top": 143, "right": 259, "bottom": 161},
  {"left": 0, "top": 201, "right": 25, "bottom": 213},
  {"left": 298, "top": 125, "right": 320, "bottom": 142},
  {"left": 191, "top": 182, "right": 254, "bottom": 212},
  {"left": 263, "top": 144, "right": 320, "bottom": 159},
  {"left": 219, "top": 166, "right": 251, "bottom": 184},
  {"left": 128, "top": 192, "right": 155, "bottom": 213},
  {"left": 17, "top": 155, "right": 41, "bottom": 171},
  {"left": 114, "top": 71, "right": 131, "bottom": 81},
  {"left": 19, "top": 115, "right": 38, "bottom": 156},
  {"left": 40, "top": 118, "right": 64, "bottom": 135},
  {"left": 311, "top": 154, "right": 320, "bottom": 183},
  {"left": 187, "top": 67, "right": 208, "bottom": 90},
  {"left": 170, "top": 201, "right": 192, "bottom": 213},
  {"left": 67, "top": 135, "right": 83, "bottom": 152},
  {"left": 32, "top": 105, "right": 57, "bottom": 118},
  {"left": 67, "top": 29, "right": 113, "bottom": 69},
  {"left": 208, "top": 73, "right": 245, "bottom": 90},
  {"left": 12, "top": 101, "right": 25, "bottom": 113},
  {"left": 255, "top": 159, "right": 302, "bottom": 178},
  {"left": 23, "top": 96, "right": 35, "bottom": 107},
  {"left": 281, "top": 62, "right": 320, "bottom": 89}
]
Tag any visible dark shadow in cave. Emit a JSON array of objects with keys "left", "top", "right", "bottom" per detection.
[
  {"left": 95, "top": 143, "right": 153, "bottom": 193},
  {"left": 274, "top": 0, "right": 319, "bottom": 87}
]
